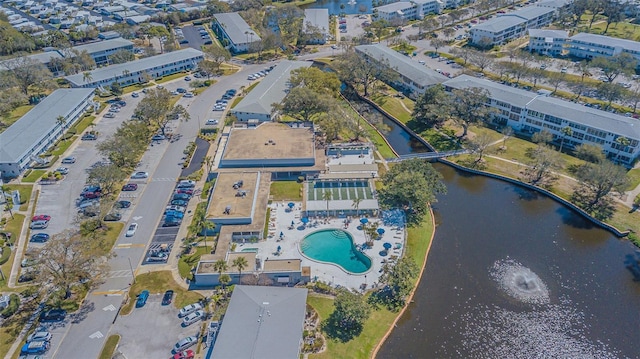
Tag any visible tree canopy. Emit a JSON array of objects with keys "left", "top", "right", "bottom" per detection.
[
  {"left": 372, "top": 256, "right": 419, "bottom": 310},
  {"left": 322, "top": 288, "right": 371, "bottom": 342},
  {"left": 571, "top": 160, "right": 628, "bottom": 219}
]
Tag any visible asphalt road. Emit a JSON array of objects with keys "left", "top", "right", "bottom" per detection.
[{"left": 51, "top": 63, "right": 270, "bottom": 358}]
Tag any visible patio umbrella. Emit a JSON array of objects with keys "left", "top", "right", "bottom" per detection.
[
  {"left": 280, "top": 231, "right": 283, "bottom": 237},
  {"left": 377, "top": 228, "right": 385, "bottom": 235},
  {"left": 291, "top": 220, "right": 295, "bottom": 226},
  {"left": 277, "top": 245, "right": 281, "bottom": 252},
  {"left": 360, "top": 218, "right": 369, "bottom": 224},
  {"left": 383, "top": 242, "right": 392, "bottom": 250},
  {"left": 288, "top": 202, "right": 295, "bottom": 208},
  {"left": 301, "top": 217, "right": 309, "bottom": 224}
]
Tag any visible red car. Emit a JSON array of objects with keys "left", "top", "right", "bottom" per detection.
[
  {"left": 172, "top": 350, "right": 194, "bottom": 359},
  {"left": 82, "top": 191, "right": 101, "bottom": 199},
  {"left": 175, "top": 188, "right": 194, "bottom": 195},
  {"left": 32, "top": 214, "right": 51, "bottom": 222},
  {"left": 122, "top": 183, "right": 138, "bottom": 191}
]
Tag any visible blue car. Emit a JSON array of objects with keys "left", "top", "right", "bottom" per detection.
[
  {"left": 165, "top": 210, "right": 184, "bottom": 219},
  {"left": 136, "top": 290, "right": 150, "bottom": 308}
]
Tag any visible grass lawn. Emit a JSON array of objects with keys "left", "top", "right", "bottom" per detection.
[
  {"left": 308, "top": 294, "right": 397, "bottom": 359},
  {"left": 0, "top": 214, "right": 25, "bottom": 291},
  {"left": 371, "top": 95, "right": 412, "bottom": 123},
  {"left": 625, "top": 168, "right": 640, "bottom": 191},
  {"left": 51, "top": 137, "right": 77, "bottom": 156},
  {"left": 0, "top": 105, "right": 34, "bottom": 133},
  {"left": 230, "top": 96, "right": 243, "bottom": 109},
  {"left": 580, "top": 20, "right": 640, "bottom": 40},
  {"left": 155, "top": 72, "right": 188, "bottom": 84},
  {"left": 4, "top": 184, "right": 33, "bottom": 211},
  {"left": 71, "top": 115, "right": 95, "bottom": 134},
  {"left": 120, "top": 271, "right": 203, "bottom": 315},
  {"left": 21, "top": 170, "right": 46, "bottom": 183},
  {"left": 99, "top": 335, "right": 121, "bottom": 359},
  {"left": 178, "top": 246, "right": 212, "bottom": 280},
  {"left": 100, "top": 222, "right": 125, "bottom": 254},
  {"left": 0, "top": 288, "right": 39, "bottom": 358},
  {"left": 263, "top": 207, "right": 271, "bottom": 239},
  {"left": 270, "top": 181, "right": 303, "bottom": 201},
  {"left": 361, "top": 119, "right": 397, "bottom": 159}
]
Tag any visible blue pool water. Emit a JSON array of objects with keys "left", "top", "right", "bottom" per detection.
[
  {"left": 241, "top": 248, "right": 258, "bottom": 252},
  {"left": 300, "top": 229, "right": 371, "bottom": 274}
]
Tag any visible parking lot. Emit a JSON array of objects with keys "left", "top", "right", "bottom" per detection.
[
  {"left": 180, "top": 25, "right": 211, "bottom": 50},
  {"left": 113, "top": 295, "right": 201, "bottom": 358}
]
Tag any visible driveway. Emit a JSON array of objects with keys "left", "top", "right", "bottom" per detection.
[{"left": 112, "top": 294, "right": 201, "bottom": 358}]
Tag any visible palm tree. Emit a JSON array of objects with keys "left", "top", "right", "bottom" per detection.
[
  {"left": 351, "top": 197, "right": 362, "bottom": 216},
  {"left": 322, "top": 190, "right": 332, "bottom": 217},
  {"left": 203, "top": 156, "right": 213, "bottom": 173},
  {"left": 213, "top": 259, "right": 228, "bottom": 285},
  {"left": 82, "top": 71, "right": 93, "bottom": 84},
  {"left": 202, "top": 220, "right": 215, "bottom": 251},
  {"left": 56, "top": 115, "right": 68, "bottom": 142},
  {"left": 616, "top": 136, "right": 630, "bottom": 162},
  {"left": 219, "top": 273, "right": 231, "bottom": 290},
  {"left": 232, "top": 257, "right": 249, "bottom": 284},
  {"left": 559, "top": 126, "right": 572, "bottom": 153}
]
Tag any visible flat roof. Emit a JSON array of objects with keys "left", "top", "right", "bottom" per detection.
[
  {"left": 263, "top": 259, "right": 302, "bottom": 272},
  {"left": 0, "top": 50, "right": 62, "bottom": 70},
  {"left": 226, "top": 252, "right": 257, "bottom": 272},
  {"left": 70, "top": 38, "right": 133, "bottom": 55},
  {"left": 65, "top": 48, "right": 203, "bottom": 86},
  {"left": 207, "top": 172, "right": 259, "bottom": 220},
  {"left": 509, "top": 5, "right": 555, "bottom": 20},
  {"left": 211, "top": 286, "right": 308, "bottom": 359},
  {"left": 355, "top": 44, "right": 448, "bottom": 88},
  {"left": 528, "top": 29, "right": 568, "bottom": 38},
  {"left": 375, "top": 1, "right": 413, "bottom": 12},
  {"left": 304, "top": 8, "right": 329, "bottom": 32},
  {"left": 570, "top": 32, "right": 640, "bottom": 53},
  {"left": 222, "top": 123, "right": 315, "bottom": 161},
  {"left": 232, "top": 60, "right": 312, "bottom": 116},
  {"left": 472, "top": 15, "right": 525, "bottom": 33},
  {"left": 0, "top": 88, "right": 95, "bottom": 163},
  {"left": 443, "top": 75, "right": 640, "bottom": 140},
  {"left": 213, "top": 12, "right": 261, "bottom": 45}
]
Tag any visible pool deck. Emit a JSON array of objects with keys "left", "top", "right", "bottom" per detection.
[{"left": 235, "top": 202, "right": 406, "bottom": 290}]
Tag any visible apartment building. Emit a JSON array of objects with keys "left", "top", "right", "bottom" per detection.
[
  {"left": 212, "top": 12, "right": 262, "bottom": 54},
  {"left": 373, "top": 0, "right": 443, "bottom": 22},
  {"left": 470, "top": 5, "right": 556, "bottom": 46},
  {"left": 569, "top": 32, "right": 640, "bottom": 63},
  {"left": 528, "top": 29, "right": 569, "bottom": 56}
]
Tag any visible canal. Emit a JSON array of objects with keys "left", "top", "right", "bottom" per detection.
[{"left": 356, "top": 98, "right": 640, "bottom": 357}]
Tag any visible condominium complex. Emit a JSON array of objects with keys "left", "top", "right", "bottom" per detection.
[
  {"left": 212, "top": 12, "right": 262, "bottom": 54},
  {"left": 303, "top": 9, "right": 330, "bottom": 44},
  {"left": 69, "top": 37, "right": 134, "bottom": 65},
  {"left": 355, "top": 44, "right": 448, "bottom": 98},
  {"left": 527, "top": 29, "right": 569, "bottom": 56},
  {"left": 528, "top": 32, "right": 640, "bottom": 64},
  {"left": 470, "top": 5, "right": 555, "bottom": 46},
  {"left": 443, "top": 75, "right": 640, "bottom": 165},
  {"left": 373, "top": 0, "right": 447, "bottom": 22}
]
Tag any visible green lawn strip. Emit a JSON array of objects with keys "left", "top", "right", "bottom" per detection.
[
  {"left": 120, "top": 271, "right": 204, "bottom": 316},
  {"left": 101, "top": 222, "right": 125, "bottom": 254},
  {"left": 155, "top": 72, "right": 188, "bottom": 84},
  {"left": 4, "top": 184, "right": 33, "bottom": 211},
  {"left": 21, "top": 170, "right": 46, "bottom": 183},
  {"left": 307, "top": 294, "right": 397, "bottom": 359},
  {"left": 263, "top": 208, "right": 271, "bottom": 239},
  {"left": 360, "top": 119, "right": 397, "bottom": 159},
  {"left": 270, "top": 181, "right": 302, "bottom": 201},
  {"left": 98, "top": 334, "right": 121, "bottom": 359},
  {"left": 178, "top": 246, "right": 212, "bottom": 280},
  {"left": 0, "top": 287, "right": 39, "bottom": 358},
  {"left": 419, "top": 128, "right": 460, "bottom": 151},
  {"left": 0, "top": 214, "right": 25, "bottom": 291},
  {"left": 71, "top": 115, "right": 95, "bottom": 134},
  {"left": 51, "top": 137, "right": 77, "bottom": 156},
  {"left": 625, "top": 168, "right": 640, "bottom": 191}
]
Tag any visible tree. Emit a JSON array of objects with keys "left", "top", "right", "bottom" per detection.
[
  {"left": 527, "top": 68, "right": 546, "bottom": 89},
  {"left": 219, "top": 273, "right": 231, "bottom": 289},
  {"left": 4, "top": 55, "right": 54, "bottom": 95},
  {"left": 332, "top": 49, "right": 397, "bottom": 97},
  {"left": 467, "top": 49, "right": 493, "bottom": 73},
  {"left": 232, "top": 257, "right": 249, "bottom": 283},
  {"left": 369, "top": 19, "right": 389, "bottom": 43},
  {"left": 86, "top": 164, "right": 127, "bottom": 196},
  {"left": 98, "top": 121, "right": 151, "bottom": 169},
  {"left": 468, "top": 132, "right": 494, "bottom": 164},
  {"left": 522, "top": 145, "right": 563, "bottom": 186},
  {"left": 133, "top": 88, "right": 189, "bottom": 136},
  {"left": 450, "top": 87, "right": 494, "bottom": 138},
  {"left": 270, "top": 4, "right": 304, "bottom": 46},
  {"left": 548, "top": 71, "right": 567, "bottom": 94},
  {"left": 322, "top": 289, "right": 371, "bottom": 342},
  {"left": 110, "top": 81, "right": 123, "bottom": 96},
  {"left": 378, "top": 158, "right": 446, "bottom": 225},
  {"left": 442, "top": 27, "right": 456, "bottom": 41},
  {"left": 412, "top": 84, "right": 451, "bottom": 129},
  {"left": 275, "top": 87, "right": 332, "bottom": 122},
  {"left": 35, "top": 229, "right": 109, "bottom": 299},
  {"left": 202, "top": 45, "right": 231, "bottom": 75},
  {"left": 615, "top": 136, "right": 631, "bottom": 162},
  {"left": 450, "top": 47, "right": 472, "bottom": 65},
  {"left": 109, "top": 49, "right": 135, "bottom": 64},
  {"left": 289, "top": 67, "right": 341, "bottom": 98},
  {"left": 531, "top": 129, "right": 553, "bottom": 144},
  {"left": 591, "top": 53, "right": 637, "bottom": 83},
  {"left": 83, "top": 71, "right": 93, "bottom": 84},
  {"left": 596, "top": 82, "right": 625, "bottom": 108},
  {"left": 601, "top": 0, "right": 624, "bottom": 34},
  {"left": 373, "top": 256, "right": 419, "bottom": 310},
  {"left": 322, "top": 190, "right": 332, "bottom": 216},
  {"left": 575, "top": 143, "right": 605, "bottom": 163},
  {"left": 558, "top": 126, "right": 572, "bottom": 153},
  {"left": 0, "top": 87, "right": 27, "bottom": 117},
  {"left": 351, "top": 197, "right": 362, "bottom": 216},
  {"left": 572, "top": 160, "right": 628, "bottom": 219},
  {"left": 501, "top": 126, "right": 514, "bottom": 149},
  {"left": 430, "top": 38, "right": 446, "bottom": 55},
  {"left": 213, "top": 259, "right": 228, "bottom": 280},
  {"left": 144, "top": 25, "right": 170, "bottom": 53}
]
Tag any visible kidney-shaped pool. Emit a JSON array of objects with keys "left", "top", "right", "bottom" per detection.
[{"left": 299, "top": 229, "right": 372, "bottom": 274}]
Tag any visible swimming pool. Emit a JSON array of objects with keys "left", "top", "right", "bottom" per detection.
[
  {"left": 299, "top": 229, "right": 371, "bottom": 274},
  {"left": 241, "top": 248, "right": 258, "bottom": 253}
]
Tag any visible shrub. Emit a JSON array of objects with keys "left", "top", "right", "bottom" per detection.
[
  {"left": 1, "top": 294, "right": 20, "bottom": 318},
  {"left": 0, "top": 245, "right": 11, "bottom": 265},
  {"left": 23, "top": 169, "right": 32, "bottom": 178}
]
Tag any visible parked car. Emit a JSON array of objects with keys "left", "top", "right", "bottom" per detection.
[
  {"left": 39, "top": 309, "right": 66, "bottom": 322},
  {"left": 131, "top": 171, "right": 149, "bottom": 179},
  {"left": 182, "top": 310, "right": 204, "bottom": 327},
  {"left": 173, "top": 193, "right": 191, "bottom": 201},
  {"left": 162, "top": 290, "right": 174, "bottom": 305},
  {"left": 177, "top": 88, "right": 187, "bottom": 93},
  {"left": 30, "top": 221, "right": 48, "bottom": 230},
  {"left": 175, "top": 188, "right": 194, "bottom": 195},
  {"left": 184, "top": 92, "right": 194, "bottom": 98},
  {"left": 104, "top": 112, "right": 116, "bottom": 118},
  {"left": 18, "top": 271, "right": 37, "bottom": 283},
  {"left": 173, "top": 336, "right": 198, "bottom": 353},
  {"left": 81, "top": 133, "right": 97, "bottom": 141},
  {"left": 147, "top": 252, "right": 169, "bottom": 262},
  {"left": 164, "top": 210, "right": 184, "bottom": 219},
  {"left": 132, "top": 92, "right": 139, "bottom": 98},
  {"left": 177, "top": 180, "right": 195, "bottom": 188},
  {"left": 165, "top": 205, "right": 186, "bottom": 213},
  {"left": 172, "top": 349, "right": 195, "bottom": 359},
  {"left": 136, "top": 290, "right": 150, "bottom": 308},
  {"left": 205, "top": 119, "right": 218, "bottom": 126},
  {"left": 21, "top": 340, "right": 49, "bottom": 355},
  {"left": 27, "top": 329, "right": 52, "bottom": 343},
  {"left": 115, "top": 200, "right": 131, "bottom": 209},
  {"left": 122, "top": 183, "right": 138, "bottom": 191},
  {"left": 103, "top": 213, "right": 122, "bottom": 221},
  {"left": 184, "top": 76, "right": 191, "bottom": 81},
  {"left": 171, "top": 199, "right": 189, "bottom": 207},
  {"left": 163, "top": 218, "right": 181, "bottom": 227},
  {"left": 152, "top": 134, "right": 166, "bottom": 141},
  {"left": 30, "top": 233, "right": 50, "bottom": 243},
  {"left": 78, "top": 199, "right": 99, "bottom": 209},
  {"left": 61, "top": 156, "right": 76, "bottom": 164},
  {"left": 82, "top": 191, "right": 101, "bottom": 199},
  {"left": 32, "top": 215, "right": 51, "bottom": 222},
  {"left": 55, "top": 167, "right": 69, "bottom": 175},
  {"left": 125, "top": 223, "right": 138, "bottom": 237},
  {"left": 179, "top": 303, "right": 203, "bottom": 317}
]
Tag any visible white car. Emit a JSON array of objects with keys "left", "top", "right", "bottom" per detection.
[
  {"left": 184, "top": 92, "right": 194, "bottom": 98},
  {"left": 205, "top": 119, "right": 218, "bottom": 126},
  {"left": 125, "top": 223, "right": 138, "bottom": 237},
  {"left": 182, "top": 310, "right": 204, "bottom": 327},
  {"left": 55, "top": 167, "right": 69, "bottom": 175},
  {"left": 173, "top": 336, "right": 198, "bottom": 353},
  {"left": 27, "top": 330, "right": 52, "bottom": 343},
  {"left": 131, "top": 171, "right": 149, "bottom": 179},
  {"left": 178, "top": 303, "right": 203, "bottom": 317}
]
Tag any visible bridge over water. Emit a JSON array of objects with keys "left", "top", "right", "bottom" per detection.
[{"left": 386, "top": 150, "right": 469, "bottom": 162}]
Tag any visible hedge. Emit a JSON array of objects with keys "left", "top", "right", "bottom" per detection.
[
  {"left": 1, "top": 294, "right": 20, "bottom": 318},
  {"left": 0, "top": 246, "right": 11, "bottom": 265}
]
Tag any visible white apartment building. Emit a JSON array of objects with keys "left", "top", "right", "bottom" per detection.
[
  {"left": 528, "top": 29, "right": 569, "bottom": 56},
  {"left": 303, "top": 9, "right": 329, "bottom": 44},
  {"left": 212, "top": 12, "right": 262, "bottom": 54},
  {"left": 470, "top": 5, "right": 556, "bottom": 46},
  {"left": 569, "top": 32, "right": 640, "bottom": 64},
  {"left": 443, "top": 75, "right": 640, "bottom": 165},
  {"left": 373, "top": 0, "right": 443, "bottom": 22}
]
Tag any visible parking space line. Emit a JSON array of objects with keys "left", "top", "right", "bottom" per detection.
[
  {"left": 115, "top": 243, "right": 146, "bottom": 249},
  {"left": 93, "top": 290, "right": 125, "bottom": 296}
]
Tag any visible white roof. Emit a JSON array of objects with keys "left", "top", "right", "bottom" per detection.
[
  {"left": 213, "top": 12, "right": 261, "bottom": 45},
  {"left": 528, "top": 29, "right": 568, "bottom": 38},
  {"left": 70, "top": 38, "right": 133, "bottom": 55},
  {"left": 570, "top": 32, "right": 640, "bottom": 53}
]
